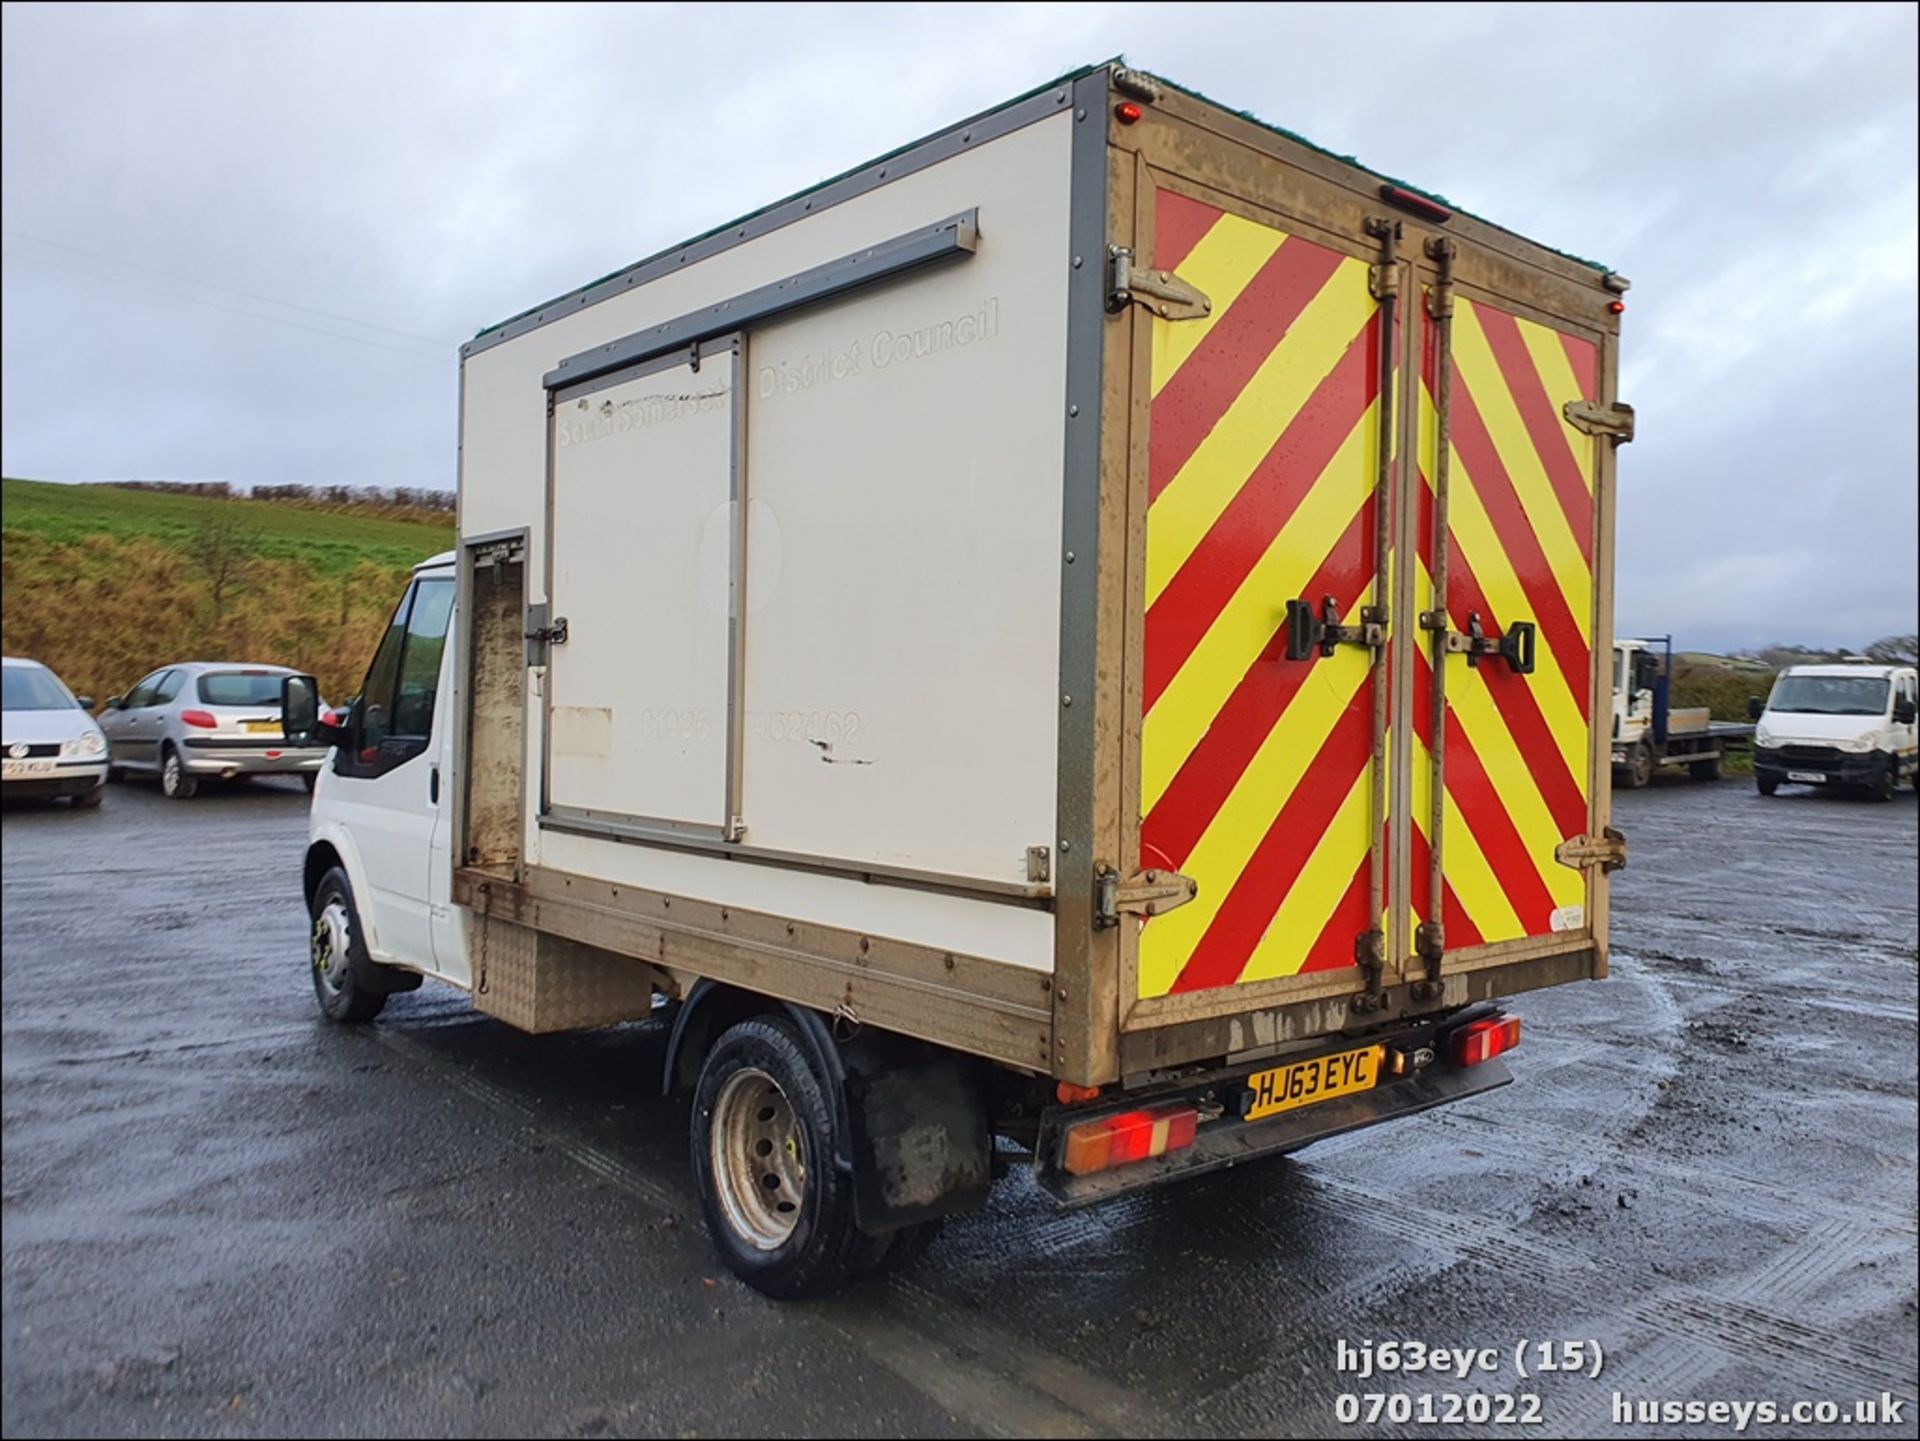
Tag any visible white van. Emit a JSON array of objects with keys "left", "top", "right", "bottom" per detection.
[{"left": 1751, "top": 664, "right": 1918, "bottom": 799}]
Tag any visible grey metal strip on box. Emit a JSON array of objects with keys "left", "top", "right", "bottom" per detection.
[
  {"left": 1051, "top": 72, "right": 1111, "bottom": 1026},
  {"left": 542, "top": 210, "right": 980, "bottom": 393},
  {"left": 463, "top": 70, "right": 1097, "bottom": 361},
  {"left": 539, "top": 807, "right": 1051, "bottom": 907}
]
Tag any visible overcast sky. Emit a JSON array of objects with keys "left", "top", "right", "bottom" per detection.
[{"left": 3, "top": 2, "right": 1915, "bottom": 652}]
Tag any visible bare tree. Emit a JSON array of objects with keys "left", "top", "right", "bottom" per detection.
[
  {"left": 181, "top": 501, "right": 262, "bottom": 622},
  {"left": 1863, "top": 633, "right": 1919, "bottom": 665}
]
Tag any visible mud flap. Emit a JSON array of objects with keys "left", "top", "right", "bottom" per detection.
[{"left": 845, "top": 1057, "right": 992, "bottom": 1234}]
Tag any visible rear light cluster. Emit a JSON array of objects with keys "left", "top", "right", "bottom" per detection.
[
  {"left": 1450, "top": 1015, "right": 1521, "bottom": 1067},
  {"left": 179, "top": 709, "right": 218, "bottom": 729},
  {"left": 1061, "top": 1103, "right": 1198, "bottom": 1176}
]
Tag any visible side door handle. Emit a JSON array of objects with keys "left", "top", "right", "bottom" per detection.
[{"left": 429, "top": 764, "right": 440, "bottom": 805}]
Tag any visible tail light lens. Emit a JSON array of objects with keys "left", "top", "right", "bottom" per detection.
[
  {"left": 1450, "top": 1015, "right": 1521, "bottom": 1067},
  {"left": 1061, "top": 1103, "right": 1198, "bottom": 1177},
  {"left": 179, "top": 709, "right": 218, "bottom": 729}
]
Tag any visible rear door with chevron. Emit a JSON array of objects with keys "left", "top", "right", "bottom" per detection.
[
  {"left": 1409, "top": 265, "right": 1603, "bottom": 965},
  {"left": 1134, "top": 182, "right": 1396, "bottom": 1010}
]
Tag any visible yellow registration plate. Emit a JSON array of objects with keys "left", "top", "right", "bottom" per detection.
[
  {"left": 1245, "top": 1045, "right": 1384, "bottom": 1121},
  {"left": 243, "top": 720, "right": 281, "bottom": 734}
]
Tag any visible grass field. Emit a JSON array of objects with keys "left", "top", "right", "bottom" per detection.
[
  {"left": 2, "top": 478, "right": 451, "bottom": 575},
  {"left": 2, "top": 479, "right": 453, "bottom": 705}
]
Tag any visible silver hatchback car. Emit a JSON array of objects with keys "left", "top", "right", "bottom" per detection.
[{"left": 99, "top": 661, "right": 331, "bottom": 798}]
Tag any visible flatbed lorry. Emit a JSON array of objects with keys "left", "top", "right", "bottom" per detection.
[
  {"left": 280, "top": 62, "right": 1633, "bottom": 1296},
  {"left": 1611, "top": 635, "right": 1755, "bottom": 787}
]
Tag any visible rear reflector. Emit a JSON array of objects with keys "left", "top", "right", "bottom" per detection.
[
  {"left": 179, "top": 709, "right": 218, "bottom": 729},
  {"left": 1061, "top": 1103, "right": 1198, "bottom": 1177},
  {"left": 1450, "top": 1015, "right": 1521, "bottom": 1067}
]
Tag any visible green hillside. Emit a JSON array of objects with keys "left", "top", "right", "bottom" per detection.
[
  {"left": 2, "top": 479, "right": 454, "bottom": 705},
  {"left": 2, "top": 478, "right": 451, "bottom": 574}
]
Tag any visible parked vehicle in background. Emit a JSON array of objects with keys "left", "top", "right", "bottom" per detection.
[
  {"left": 1750, "top": 663, "right": 1918, "bottom": 800},
  {"left": 98, "top": 661, "right": 331, "bottom": 799},
  {"left": 2, "top": 656, "right": 108, "bottom": 807},
  {"left": 1610, "top": 635, "right": 1755, "bottom": 787}
]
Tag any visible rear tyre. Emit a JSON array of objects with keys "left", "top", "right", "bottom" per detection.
[
  {"left": 309, "top": 866, "right": 388, "bottom": 1023},
  {"left": 1756, "top": 774, "right": 1779, "bottom": 796},
  {"left": 1622, "top": 743, "right": 1653, "bottom": 789},
  {"left": 70, "top": 786, "right": 104, "bottom": 809},
  {"left": 690, "top": 1016, "right": 867, "bottom": 1300},
  {"left": 1689, "top": 755, "right": 1721, "bottom": 782},
  {"left": 160, "top": 746, "right": 198, "bottom": 800}
]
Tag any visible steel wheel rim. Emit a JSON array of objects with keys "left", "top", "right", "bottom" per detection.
[
  {"left": 710, "top": 1066, "right": 806, "bottom": 1250},
  {"left": 311, "top": 898, "right": 352, "bottom": 996}
]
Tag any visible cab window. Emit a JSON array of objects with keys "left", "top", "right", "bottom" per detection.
[{"left": 339, "top": 574, "right": 453, "bottom": 776}]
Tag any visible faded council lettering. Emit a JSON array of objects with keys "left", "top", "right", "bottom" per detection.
[
  {"left": 555, "top": 383, "right": 731, "bottom": 449},
  {"left": 758, "top": 296, "right": 999, "bottom": 400}
]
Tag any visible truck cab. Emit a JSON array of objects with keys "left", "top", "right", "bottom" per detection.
[
  {"left": 1752, "top": 663, "right": 1919, "bottom": 800},
  {"left": 299, "top": 551, "right": 468, "bottom": 1013}
]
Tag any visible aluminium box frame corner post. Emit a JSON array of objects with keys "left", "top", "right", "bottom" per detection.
[{"left": 1050, "top": 65, "right": 1124, "bottom": 1086}]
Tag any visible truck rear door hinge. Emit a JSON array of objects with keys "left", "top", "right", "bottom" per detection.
[
  {"left": 1107, "top": 246, "right": 1211, "bottom": 321},
  {"left": 1555, "top": 826, "right": 1628, "bottom": 874},
  {"left": 1563, "top": 398, "right": 1635, "bottom": 445},
  {"left": 1093, "top": 866, "right": 1197, "bottom": 930}
]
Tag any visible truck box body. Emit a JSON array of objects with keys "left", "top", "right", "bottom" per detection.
[{"left": 450, "top": 63, "right": 1629, "bottom": 1087}]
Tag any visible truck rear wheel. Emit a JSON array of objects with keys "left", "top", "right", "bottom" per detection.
[
  {"left": 690, "top": 1016, "right": 871, "bottom": 1299},
  {"left": 309, "top": 867, "right": 388, "bottom": 1023}
]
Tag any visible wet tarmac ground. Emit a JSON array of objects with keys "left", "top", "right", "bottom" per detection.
[{"left": 3, "top": 773, "right": 1916, "bottom": 1438}]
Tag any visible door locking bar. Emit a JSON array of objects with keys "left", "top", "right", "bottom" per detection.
[
  {"left": 1352, "top": 215, "right": 1402, "bottom": 1014},
  {"left": 1283, "top": 595, "right": 1385, "bottom": 660},
  {"left": 1416, "top": 236, "right": 1458, "bottom": 1000}
]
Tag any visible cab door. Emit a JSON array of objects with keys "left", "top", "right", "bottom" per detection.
[{"left": 332, "top": 571, "right": 455, "bottom": 970}]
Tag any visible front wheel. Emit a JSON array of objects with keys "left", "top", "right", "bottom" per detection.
[
  {"left": 160, "top": 747, "right": 198, "bottom": 800},
  {"left": 690, "top": 1017, "right": 870, "bottom": 1299},
  {"left": 1865, "top": 755, "right": 1895, "bottom": 803},
  {"left": 1756, "top": 773, "right": 1779, "bottom": 796},
  {"left": 70, "top": 786, "right": 104, "bottom": 809},
  {"left": 309, "top": 867, "right": 388, "bottom": 1023},
  {"left": 302, "top": 771, "right": 318, "bottom": 794}
]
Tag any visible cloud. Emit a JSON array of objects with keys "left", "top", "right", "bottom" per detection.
[{"left": 3, "top": 1, "right": 1915, "bottom": 650}]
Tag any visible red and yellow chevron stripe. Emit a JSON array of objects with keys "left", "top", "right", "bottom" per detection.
[
  {"left": 1412, "top": 299, "right": 1597, "bottom": 944},
  {"left": 1138, "top": 191, "right": 1391, "bottom": 1000}
]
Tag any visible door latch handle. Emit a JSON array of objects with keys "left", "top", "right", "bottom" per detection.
[
  {"left": 1427, "top": 610, "right": 1536, "bottom": 675},
  {"left": 1284, "top": 595, "right": 1384, "bottom": 661},
  {"left": 429, "top": 764, "right": 440, "bottom": 805}
]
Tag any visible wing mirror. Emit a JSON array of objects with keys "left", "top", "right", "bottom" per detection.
[
  {"left": 1746, "top": 696, "right": 1764, "bottom": 722},
  {"left": 75, "top": 695, "right": 95, "bottom": 711},
  {"left": 281, "top": 674, "right": 347, "bottom": 748},
  {"left": 105, "top": 695, "right": 124, "bottom": 710},
  {"left": 1895, "top": 698, "right": 1917, "bottom": 725}
]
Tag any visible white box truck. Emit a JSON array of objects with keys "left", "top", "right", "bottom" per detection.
[{"left": 281, "top": 63, "right": 1634, "bottom": 1296}]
